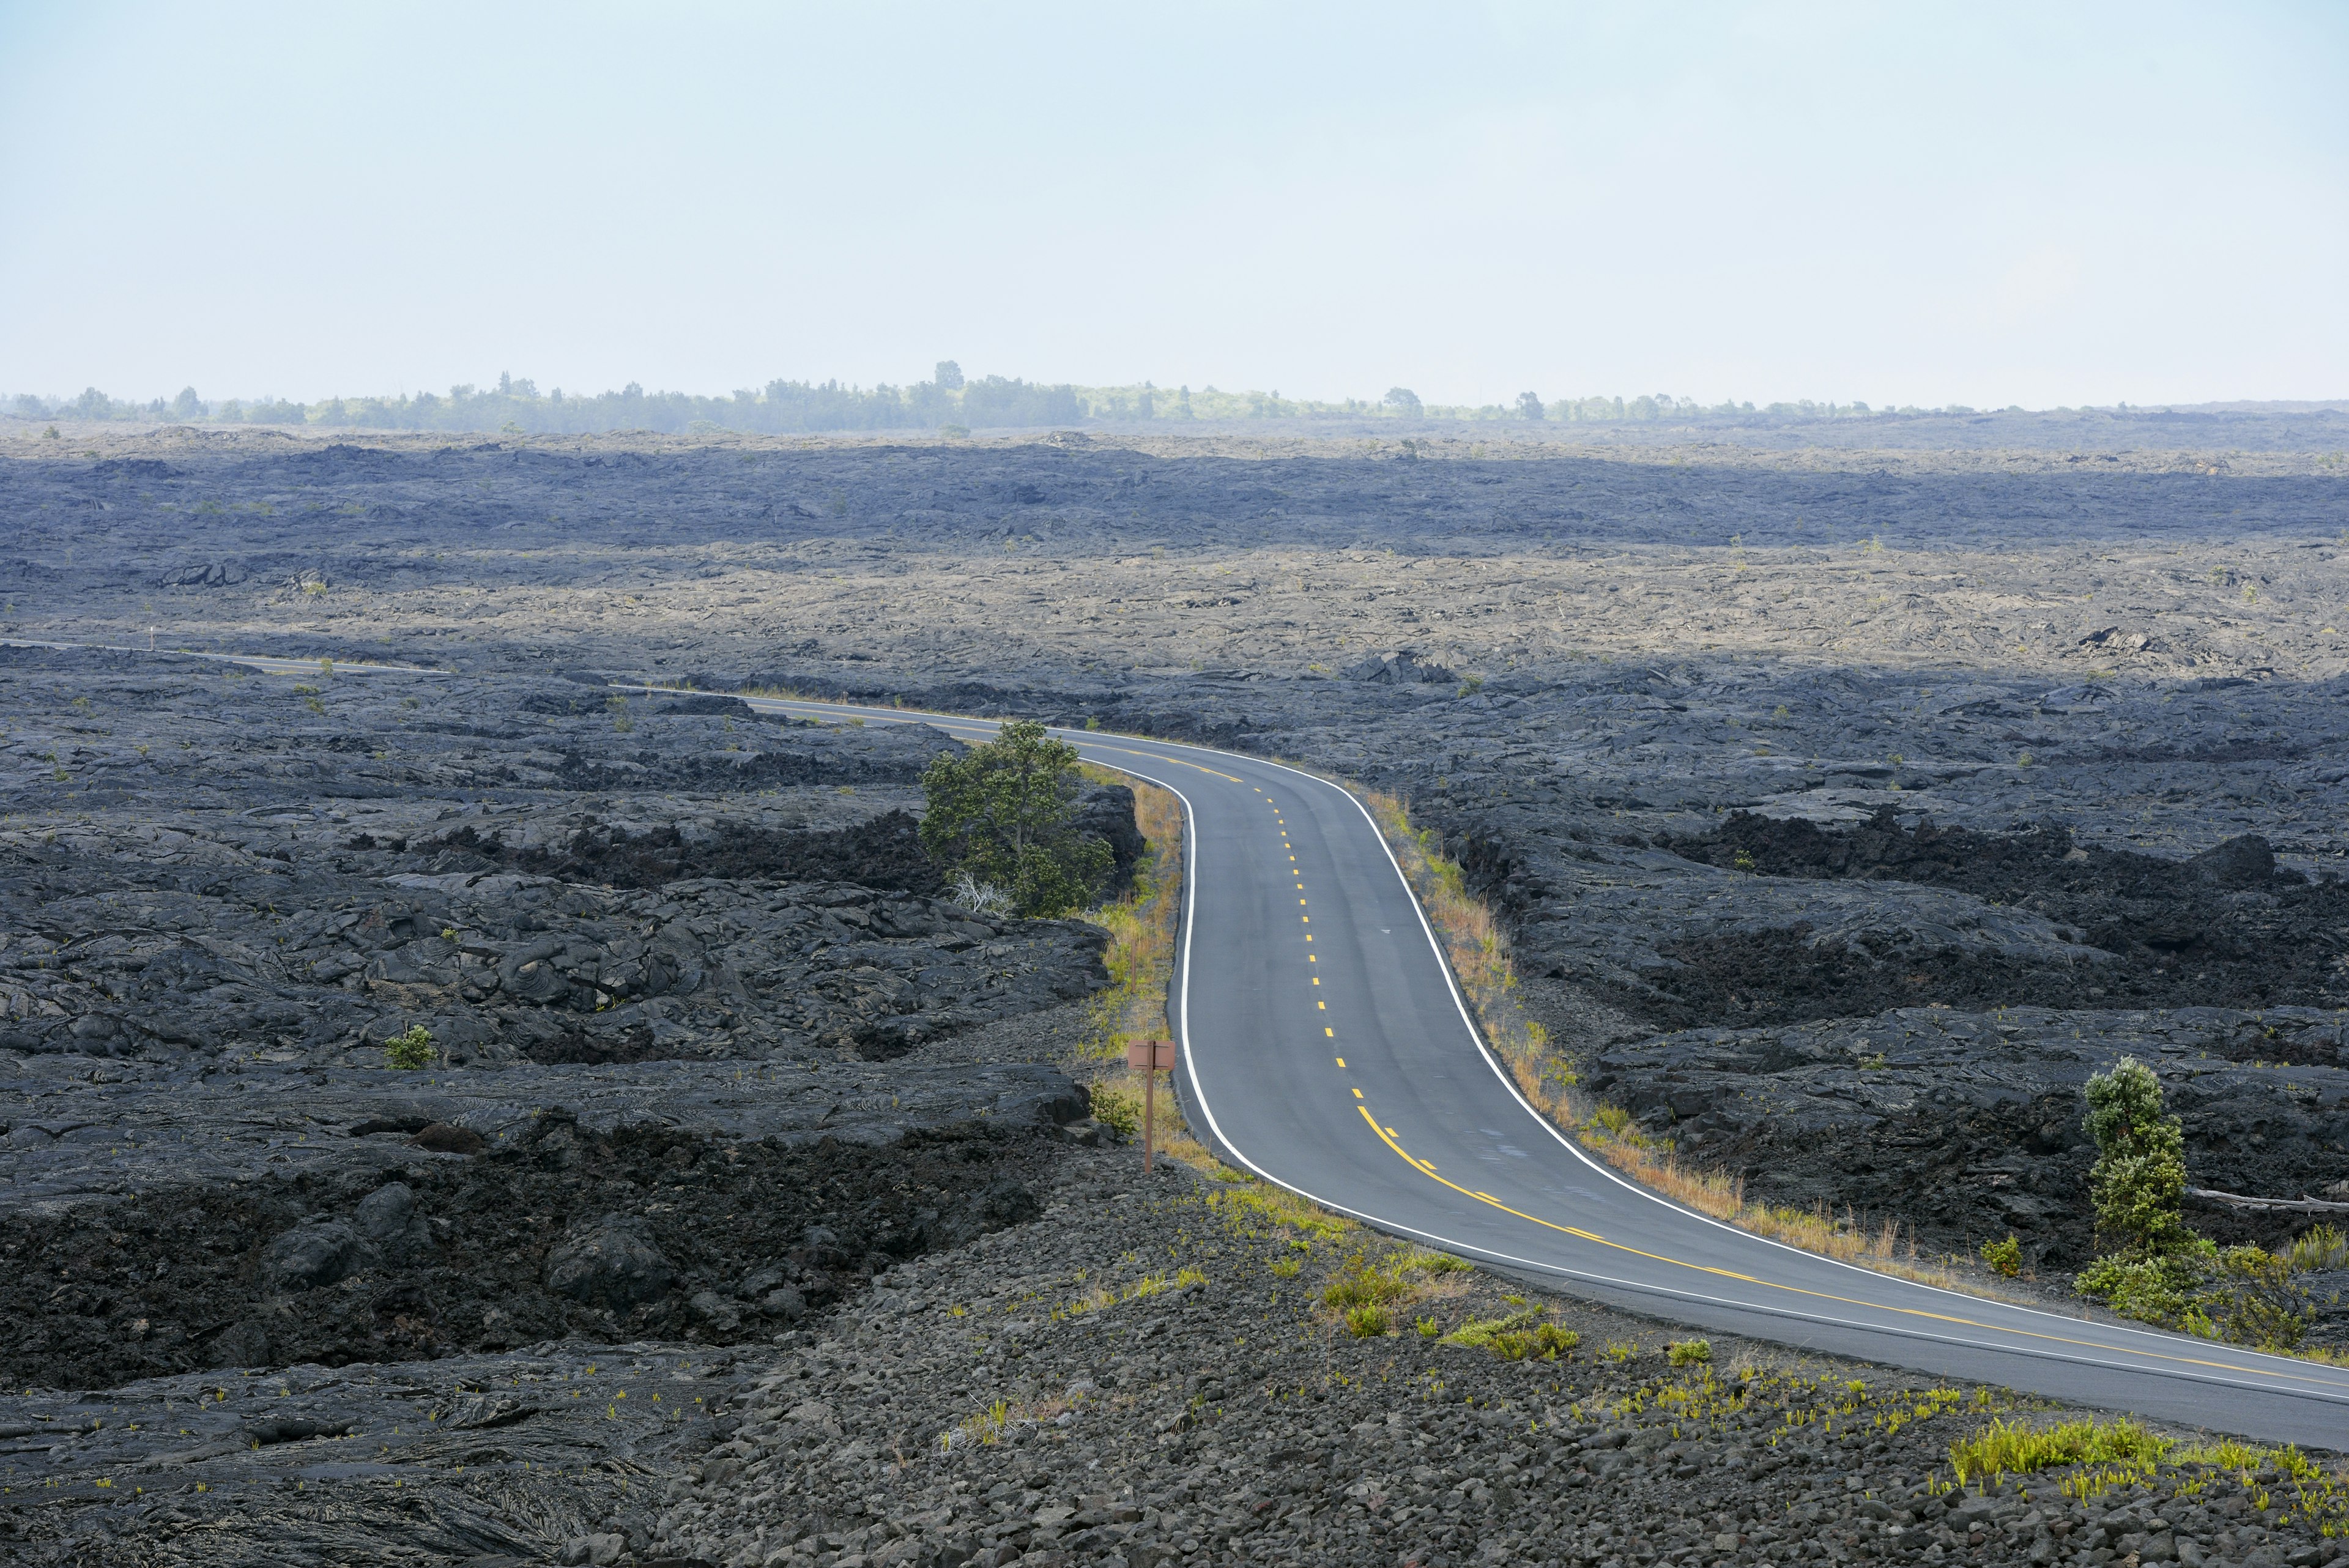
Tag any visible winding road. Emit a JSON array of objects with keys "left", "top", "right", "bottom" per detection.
[
  {"left": 17, "top": 635, "right": 2343, "bottom": 1445},
  {"left": 740, "top": 695, "right": 2349, "bottom": 1449}
]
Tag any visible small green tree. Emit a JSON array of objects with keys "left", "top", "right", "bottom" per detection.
[
  {"left": 384, "top": 1025, "right": 435, "bottom": 1069},
  {"left": 2076, "top": 1057, "right": 2200, "bottom": 1320},
  {"left": 919, "top": 719, "right": 1111, "bottom": 918},
  {"left": 2074, "top": 1056, "right": 2249, "bottom": 1332},
  {"left": 2082, "top": 1057, "right": 2197, "bottom": 1260}
]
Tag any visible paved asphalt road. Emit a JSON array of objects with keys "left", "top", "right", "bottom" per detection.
[
  {"left": 731, "top": 695, "right": 2349, "bottom": 1449},
  {"left": 19, "top": 637, "right": 2344, "bottom": 1446}
]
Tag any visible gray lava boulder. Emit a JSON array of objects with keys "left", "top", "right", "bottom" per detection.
[
  {"left": 354, "top": 1180, "right": 436, "bottom": 1265},
  {"left": 354, "top": 1181, "right": 415, "bottom": 1239},
  {"left": 1344, "top": 649, "right": 1456, "bottom": 685},
  {"left": 261, "top": 1220, "right": 368, "bottom": 1291},
  {"left": 543, "top": 1215, "right": 674, "bottom": 1309},
  {"left": 2187, "top": 833, "right": 2288, "bottom": 889},
  {"left": 1072, "top": 783, "right": 1146, "bottom": 895},
  {"left": 653, "top": 694, "right": 754, "bottom": 718},
  {"left": 408, "top": 1122, "right": 487, "bottom": 1155},
  {"left": 687, "top": 1288, "right": 743, "bottom": 1332}
]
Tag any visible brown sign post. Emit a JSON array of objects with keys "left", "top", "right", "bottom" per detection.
[{"left": 1124, "top": 1037, "right": 1177, "bottom": 1172}]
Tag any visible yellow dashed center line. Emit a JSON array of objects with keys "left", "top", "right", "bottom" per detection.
[
  {"left": 1350, "top": 1104, "right": 2342, "bottom": 1389},
  {"left": 1077, "top": 742, "right": 1242, "bottom": 782}
]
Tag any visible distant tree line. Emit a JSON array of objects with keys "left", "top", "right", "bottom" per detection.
[
  {"left": 5, "top": 362, "right": 1083, "bottom": 436},
  {"left": 2, "top": 367, "right": 2074, "bottom": 435}
]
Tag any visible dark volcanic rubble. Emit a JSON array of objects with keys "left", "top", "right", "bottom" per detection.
[
  {"left": 4, "top": 415, "right": 2348, "bottom": 1561},
  {"left": 0, "top": 633, "right": 1132, "bottom": 1457},
  {"left": 1, "top": 861, "right": 1102, "bottom": 1067},
  {"left": 0, "top": 1106, "right": 1065, "bottom": 1392},
  {"left": 0, "top": 647, "right": 1118, "bottom": 1066},
  {"left": 18, "top": 1145, "right": 2344, "bottom": 1568}
]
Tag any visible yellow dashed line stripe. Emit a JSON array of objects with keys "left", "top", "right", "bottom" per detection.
[{"left": 1351, "top": 1104, "right": 2340, "bottom": 1388}]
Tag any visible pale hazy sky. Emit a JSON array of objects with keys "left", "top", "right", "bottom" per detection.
[{"left": 2, "top": 1, "right": 2343, "bottom": 409}]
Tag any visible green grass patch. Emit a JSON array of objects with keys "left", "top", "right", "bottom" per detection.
[
  {"left": 1209, "top": 1182, "right": 1353, "bottom": 1242},
  {"left": 1321, "top": 1254, "right": 1420, "bottom": 1312},
  {"left": 1438, "top": 1309, "right": 1579, "bottom": 1361},
  {"left": 1947, "top": 1417, "right": 2168, "bottom": 1488}
]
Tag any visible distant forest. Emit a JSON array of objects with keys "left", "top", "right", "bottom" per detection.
[
  {"left": 5, "top": 363, "right": 2266, "bottom": 436},
  {"left": 6, "top": 365, "right": 1082, "bottom": 436}
]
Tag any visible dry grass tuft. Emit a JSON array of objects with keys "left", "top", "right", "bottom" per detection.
[
  {"left": 1074, "top": 766, "right": 1197, "bottom": 1148},
  {"left": 1584, "top": 1133, "right": 1965, "bottom": 1288}
]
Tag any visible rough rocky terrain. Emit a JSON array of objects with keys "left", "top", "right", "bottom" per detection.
[
  {"left": 0, "top": 647, "right": 1130, "bottom": 1068},
  {"left": 4, "top": 414, "right": 2349, "bottom": 1559},
  {"left": 1586, "top": 1005, "right": 2349, "bottom": 1278},
  {"left": 15, "top": 1142, "right": 2345, "bottom": 1567},
  {"left": 636, "top": 1148, "right": 2349, "bottom": 1568},
  {"left": 0, "top": 619, "right": 1135, "bottom": 1561}
]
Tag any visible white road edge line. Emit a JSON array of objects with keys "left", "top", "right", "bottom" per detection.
[
  {"left": 596, "top": 689, "right": 2349, "bottom": 1402},
  {"left": 16, "top": 639, "right": 2348, "bottom": 1410}
]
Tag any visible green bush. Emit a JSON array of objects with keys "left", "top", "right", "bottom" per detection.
[
  {"left": 2202, "top": 1244, "right": 2312, "bottom": 1350},
  {"left": 2076, "top": 1250, "right": 2210, "bottom": 1329},
  {"left": 1590, "top": 1105, "right": 1635, "bottom": 1138},
  {"left": 2286, "top": 1223, "right": 2348, "bottom": 1274},
  {"left": 1981, "top": 1234, "right": 2023, "bottom": 1277},
  {"left": 1403, "top": 1249, "right": 1472, "bottom": 1275},
  {"left": 1666, "top": 1339, "right": 1712, "bottom": 1367},
  {"left": 1343, "top": 1304, "right": 1389, "bottom": 1339},
  {"left": 1440, "top": 1309, "right": 1531, "bottom": 1347},
  {"left": 1948, "top": 1416, "right": 2167, "bottom": 1487},
  {"left": 2076, "top": 1057, "right": 2216, "bottom": 1326},
  {"left": 383, "top": 1025, "right": 434, "bottom": 1069}
]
